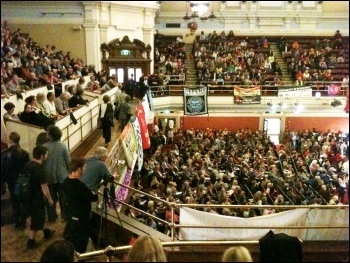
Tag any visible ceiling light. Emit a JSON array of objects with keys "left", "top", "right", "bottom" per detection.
[{"left": 183, "top": 13, "right": 191, "bottom": 20}]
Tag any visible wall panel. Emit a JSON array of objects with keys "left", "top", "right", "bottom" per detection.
[
  {"left": 181, "top": 116, "right": 260, "bottom": 131},
  {"left": 285, "top": 117, "right": 349, "bottom": 133}
]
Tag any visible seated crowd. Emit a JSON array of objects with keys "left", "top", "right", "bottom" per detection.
[
  {"left": 152, "top": 33, "right": 187, "bottom": 86},
  {"left": 192, "top": 31, "right": 280, "bottom": 87},
  {"left": 125, "top": 126, "right": 349, "bottom": 236},
  {"left": 153, "top": 30, "right": 349, "bottom": 90},
  {"left": 278, "top": 31, "right": 349, "bottom": 84},
  {"left": 1, "top": 21, "right": 125, "bottom": 128},
  {"left": 1, "top": 21, "right": 120, "bottom": 101}
]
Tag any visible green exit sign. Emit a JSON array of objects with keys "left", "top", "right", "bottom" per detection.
[{"left": 120, "top": 50, "right": 131, "bottom": 56}]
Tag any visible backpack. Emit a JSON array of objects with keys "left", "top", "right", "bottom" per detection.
[{"left": 14, "top": 172, "right": 30, "bottom": 202}]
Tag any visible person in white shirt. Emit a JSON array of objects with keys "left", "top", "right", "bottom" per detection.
[{"left": 43, "top": 92, "right": 60, "bottom": 119}]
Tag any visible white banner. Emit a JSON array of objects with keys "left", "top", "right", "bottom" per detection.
[
  {"left": 179, "top": 207, "right": 349, "bottom": 241},
  {"left": 278, "top": 86, "right": 312, "bottom": 97}
]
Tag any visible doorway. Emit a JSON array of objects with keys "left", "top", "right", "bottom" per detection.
[{"left": 263, "top": 118, "right": 281, "bottom": 145}]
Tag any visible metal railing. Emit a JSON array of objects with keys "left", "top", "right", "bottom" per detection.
[{"left": 79, "top": 180, "right": 349, "bottom": 262}]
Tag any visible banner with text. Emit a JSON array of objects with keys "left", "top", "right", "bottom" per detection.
[
  {"left": 234, "top": 86, "right": 261, "bottom": 104},
  {"left": 278, "top": 86, "right": 312, "bottom": 97},
  {"left": 113, "top": 158, "right": 136, "bottom": 212},
  {"left": 327, "top": 84, "right": 342, "bottom": 95},
  {"left": 130, "top": 116, "right": 143, "bottom": 172},
  {"left": 183, "top": 86, "right": 208, "bottom": 115},
  {"left": 119, "top": 121, "right": 137, "bottom": 168}
]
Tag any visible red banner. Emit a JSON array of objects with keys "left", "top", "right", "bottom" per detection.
[
  {"left": 328, "top": 84, "right": 342, "bottom": 95},
  {"left": 136, "top": 104, "right": 151, "bottom": 149}
]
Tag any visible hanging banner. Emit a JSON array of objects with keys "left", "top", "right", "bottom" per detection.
[
  {"left": 146, "top": 90, "right": 154, "bottom": 112},
  {"left": 130, "top": 116, "right": 143, "bottom": 172},
  {"left": 328, "top": 84, "right": 342, "bottom": 95},
  {"left": 142, "top": 96, "right": 151, "bottom": 124},
  {"left": 183, "top": 86, "right": 208, "bottom": 115},
  {"left": 119, "top": 121, "right": 137, "bottom": 168},
  {"left": 234, "top": 86, "right": 261, "bottom": 104},
  {"left": 179, "top": 207, "right": 349, "bottom": 241},
  {"left": 113, "top": 158, "right": 136, "bottom": 212},
  {"left": 278, "top": 86, "right": 312, "bottom": 97},
  {"left": 136, "top": 104, "right": 151, "bottom": 149}
]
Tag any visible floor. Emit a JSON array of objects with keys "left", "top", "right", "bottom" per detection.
[{"left": 0, "top": 100, "right": 140, "bottom": 262}]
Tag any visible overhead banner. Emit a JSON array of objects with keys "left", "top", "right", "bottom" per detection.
[
  {"left": 278, "top": 86, "right": 312, "bottom": 97},
  {"left": 183, "top": 86, "right": 208, "bottom": 115},
  {"left": 234, "top": 86, "right": 261, "bottom": 104}
]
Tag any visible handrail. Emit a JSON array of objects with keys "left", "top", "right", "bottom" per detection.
[
  {"left": 76, "top": 240, "right": 261, "bottom": 261},
  {"left": 108, "top": 180, "right": 348, "bottom": 242}
]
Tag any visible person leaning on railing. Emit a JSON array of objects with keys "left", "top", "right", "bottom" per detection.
[
  {"left": 3, "top": 102, "right": 20, "bottom": 124},
  {"left": 68, "top": 87, "right": 89, "bottom": 108}
]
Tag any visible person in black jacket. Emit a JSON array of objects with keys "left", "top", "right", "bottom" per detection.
[
  {"left": 1, "top": 132, "right": 30, "bottom": 229},
  {"left": 68, "top": 87, "right": 89, "bottom": 108},
  {"left": 63, "top": 157, "right": 98, "bottom": 253},
  {"left": 100, "top": 94, "right": 114, "bottom": 147},
  {"left": 19, "top": 103, "right": 48, "bottom": 128}
]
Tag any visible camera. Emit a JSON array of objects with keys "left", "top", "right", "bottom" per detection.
[{"left": 100, "top": 172, "right": 115, "bottom": 187}]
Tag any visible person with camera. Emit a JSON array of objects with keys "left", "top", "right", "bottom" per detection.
[
  {"left": 62, "top": 157, "right": 98, "bottom": 253},
  {"left": 79, "top": 147, "right": 117, "bottom": 200}
]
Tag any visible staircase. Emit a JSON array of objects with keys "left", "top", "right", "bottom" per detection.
[
  {"left": 184, "top": 43, "right": 197, "bottom": 86},
  {"left": 270, "top": 42, "right": 292, "bottom": 82}
]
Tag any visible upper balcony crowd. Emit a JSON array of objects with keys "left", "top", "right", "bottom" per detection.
[{"left": 152, "top": 29, "right": 349, "bottom": 90}]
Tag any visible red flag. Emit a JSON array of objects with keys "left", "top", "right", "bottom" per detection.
[{"left": 136, "top": 104, "right": 151, "bottom": 149}]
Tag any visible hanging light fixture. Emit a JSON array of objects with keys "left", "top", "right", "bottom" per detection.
[
  {"left": 208, "top": 2, "right": 217, "bottom": 19},
  {"left": 183, "top": 2, "right": 191, "bottom": 20},
  {"left": 183, "top": 1, "right": 216, "bottom": 20}
]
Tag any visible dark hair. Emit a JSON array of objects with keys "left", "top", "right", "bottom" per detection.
[
  {"left": 47, "top": 91, "right": 54, "bottom": 100},
  {"left": 33, "top": 145, "right": 48, "bottom": 159},
  {"left": 47, "top": 125, "right": 62, "bottom": 141},
  {"left": 25, "top": 95, "right": 36, "bottom": 104},
  {"left": 43, "top": 118, "right": 56, "bottom": 131},
  {"left": 40, "top": 239, "right": 75, "bottom": 262},
  {"left": 69, "top": 157, "right": 86, "bottom": 173},
  {"left": 102, "top": 94, "right": 110, "bottom": 103},
  {"left": 9, "top": 131, "right": 20, "bottom": 144},
  {"left": 4, "top": 102, "right": 15, "bottom": 111}
]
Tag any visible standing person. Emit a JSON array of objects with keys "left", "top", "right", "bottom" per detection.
[
  {"left": 79, "top": 147, "right": 111, "bottom": 196},
  {"left": 35, "top": 118, "right": 56, "bottom": 146},
  {"left": 118, "top": 95, "right": 132, "bottom": 131},
  {"left": 43, "top": 125, "right": 71, "bottom": 222},
  {"left": 114, "top": 87, "right": 127, "bottom": 122},
  {"left": 26, "top": 145, "right": 55, "bottom": 250},
  {"left": 126, "top": 74, "right": 136, "bottom": 100},
  {"left": 100, "top": 94, "right": 114, "bottom": 147},
  {"left": 1, "top": 132, "right": 30, "bottom": 229},
  {"left": 63, "top": 158, "right": 98, "bottom": 253}
]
